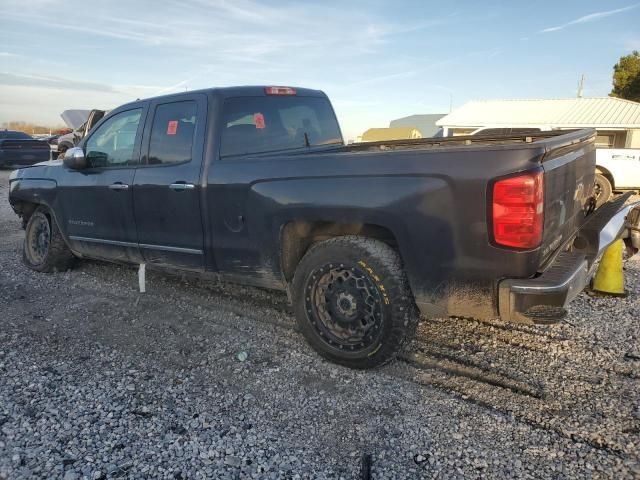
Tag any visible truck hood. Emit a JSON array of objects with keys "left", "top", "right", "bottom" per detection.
[
  {"left": 10, "top": 159, "right": 62, "bottom": 178},
  {"left": 61, "top": 110, "right": 91, "bottom": 129}
]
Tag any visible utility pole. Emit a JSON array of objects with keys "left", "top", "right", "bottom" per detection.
[
  {"left": 577, "top": 74, "right": 585, "bottom": 98},
  {"left": 449, "top": 93, "right": 453, "bottom": 113}
]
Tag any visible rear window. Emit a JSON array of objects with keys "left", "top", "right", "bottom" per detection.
[
  {"left": 0, "top": 131, "right": 33, "bottom": 140},
  {"left": 220, "top": 96, "right": 342, "bottom": 157}
]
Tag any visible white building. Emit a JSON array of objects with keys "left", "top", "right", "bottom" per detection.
[{"left": 436, "top": 97, "right": 640, "bottom": 149}]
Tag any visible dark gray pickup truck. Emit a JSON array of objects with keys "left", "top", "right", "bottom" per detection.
[{"left": 8, "top": 86, "right": 640, "bottom": 368}]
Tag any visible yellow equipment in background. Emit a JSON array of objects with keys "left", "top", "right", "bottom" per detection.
[{"left": 590, "top": 239, "right": 628, "bottom": 296}]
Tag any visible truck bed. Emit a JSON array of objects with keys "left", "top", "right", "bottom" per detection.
[
  {"left": 340, "top": 129, "right": 588, "bottom": 153},
  {"left": 234, "top": 128, "right": 597, "bottom": 319}
]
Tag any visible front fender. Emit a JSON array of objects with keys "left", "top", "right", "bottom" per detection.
[{"left": 9, "top": 178, "right": 58, "bottom": 212}]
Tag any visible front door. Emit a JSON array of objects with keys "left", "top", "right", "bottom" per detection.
[
  {"left": 132, "top": 95, "right": 207, "bottom": 270},
  {"left": 57, "top": 106, "right": 146, "bottom": 262}
]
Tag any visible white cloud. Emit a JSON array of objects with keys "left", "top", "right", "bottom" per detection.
[
  {"left": 0, "top": 1, "right": 482, "bottom": 138},
  {"left": 539, "top": 4, "right": 640, "bottom": 33},
  {"left": 0, "top": 72, "right": 117, "bottom": 92}
]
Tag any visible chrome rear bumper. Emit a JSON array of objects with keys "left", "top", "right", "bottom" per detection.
[{"left": 498, "top": 194, "right": 640, "bottom": 324}]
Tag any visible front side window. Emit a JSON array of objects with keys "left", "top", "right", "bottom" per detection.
[
  {"left": 85, "top": 109, "right": 142, "bottom": 168},
  {"left": 220, "top": 96, "right": 342, "bottom": 157},
  {"left": 147, "top": 101, "right": 197, "bottom": 165}
]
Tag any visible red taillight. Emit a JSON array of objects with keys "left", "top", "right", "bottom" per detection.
[
  {"left": 492, "top": 170, "right": 544, "bottom": 249},
  {"left": 265, "top": 86, "right": 297, "bottom": 95}
]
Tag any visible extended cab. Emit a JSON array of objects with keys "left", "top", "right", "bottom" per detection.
[{"left": 9, "top": 86, "right": 640, "bottom": 368}]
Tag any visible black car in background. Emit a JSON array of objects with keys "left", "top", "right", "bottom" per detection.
[{"left": 0, "top": 130, "right": 51, "bottom": 168}]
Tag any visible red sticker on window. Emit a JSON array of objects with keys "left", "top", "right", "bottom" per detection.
[
  {"left": 254, "top": 113, "right": 265, "bottom": 129},
  {"left": 167, "top": 120, "right": 178, "bottom": 135}
]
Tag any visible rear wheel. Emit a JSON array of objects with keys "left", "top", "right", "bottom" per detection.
[
  {"left": 23, "top": 207, "right": 75, "bottom": 272},
  {"left": 292, "top": 236, "right": 417, "bottom": 369},
  {"left": 594, "top": 173, "right": 613, "bottom": 208}
]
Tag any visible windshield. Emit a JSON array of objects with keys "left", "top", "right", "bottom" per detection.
[{"left": 220, "top": 96, "right": 343, "bottom": 157}]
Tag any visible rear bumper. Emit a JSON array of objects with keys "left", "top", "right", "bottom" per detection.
[{"left": 498, "top": 193, "right": 640, "bottom": 324}]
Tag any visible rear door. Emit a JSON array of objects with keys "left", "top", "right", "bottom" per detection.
[{"left": 132, "top": 94, "right": 207, "bottom": 270}]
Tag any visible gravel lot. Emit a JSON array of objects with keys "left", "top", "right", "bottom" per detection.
[{"left": 1, "top": 167, "right": 639, "bottom": 479}]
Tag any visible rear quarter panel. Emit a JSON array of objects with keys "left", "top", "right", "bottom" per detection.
[{"left": 208, "top": 144, "right": 550, "bottom": 319}]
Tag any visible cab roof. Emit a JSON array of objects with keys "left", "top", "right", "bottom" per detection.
[{"left": 136, "top": 85, "right": 327, "bottom": 104}]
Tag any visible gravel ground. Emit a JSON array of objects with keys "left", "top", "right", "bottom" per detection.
[{"left": 0, "top": 167, "right": 639, "bottom": 479}]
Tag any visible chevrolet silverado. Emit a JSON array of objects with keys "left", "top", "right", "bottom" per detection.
[{"left": 8, "top": 86, "right": 640, "bottom": 368}]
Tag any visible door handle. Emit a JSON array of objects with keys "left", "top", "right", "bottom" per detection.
[
  {"left": 169, "top": 183, "right": 195, "bottom": 191},
  {"left": 109, "top": 183, "right": 129, "bottom": 191}
]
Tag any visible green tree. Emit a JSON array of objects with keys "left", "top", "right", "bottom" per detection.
[{"left": 610, "top": 51, "right": 640, "bottom": 102}]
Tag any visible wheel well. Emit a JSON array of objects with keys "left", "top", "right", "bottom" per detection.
[
  {"left": 595, "top": 166, "right": 615, "bottom": 189},
  {"left": 280, "top": 221, "right": 398, "bottom": 281},
  {"left": 13, "top": 201, "right": 39, "bottom": 229}
]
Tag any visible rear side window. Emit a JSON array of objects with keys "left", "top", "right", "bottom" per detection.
[
  {"left": 220, "top": 96, "right": 342, "bottom": 157},
  {"left": 147, "top": 101, "right": 197, "bottom": 165}
]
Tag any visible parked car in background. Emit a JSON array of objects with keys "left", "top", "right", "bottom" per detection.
[
  {"left": 36, "top": 134, "right": 61, "bottom": 155},
  {"left": 0, "top": 130, "right": 50, "bottom": 168},
  {"left": 594, "top": 148, "right": 640, "bottom": 205},
  {"left": 470, "top": 126, "right": 552, "bottom": 136},
  {"left": 57, "top": 109, "right": 106, "bottom": 158},
  {"left": 8, "top": 86, "right": 640, "bottom": 368}
]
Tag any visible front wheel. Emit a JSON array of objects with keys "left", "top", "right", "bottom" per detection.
[
  {"left": 23, "top": 207, "right": 75, "bottom": 272},
  {"left": 292, "top": 236, "right": 418, "bottom": 369}
]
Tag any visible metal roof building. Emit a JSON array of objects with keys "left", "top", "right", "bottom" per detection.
[{"left": 436, "top": 97, "right": 640, "bottom": 148}]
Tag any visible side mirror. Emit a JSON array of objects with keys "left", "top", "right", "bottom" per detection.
[{"left": 63, "top": 147, "right": 87, "bottom": 169}]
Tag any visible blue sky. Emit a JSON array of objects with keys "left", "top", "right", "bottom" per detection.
[{"left": 1, "top": 0, "right": 639, "bottom": 140}]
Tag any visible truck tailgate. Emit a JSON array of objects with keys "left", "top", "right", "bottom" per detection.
[{"left": 539, "top": 130, "right": 596, "bottom": 264}]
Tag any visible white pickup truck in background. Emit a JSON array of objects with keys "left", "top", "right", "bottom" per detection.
[{"left": 594, "top": 148, "right": 640, "bottom": 205}]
